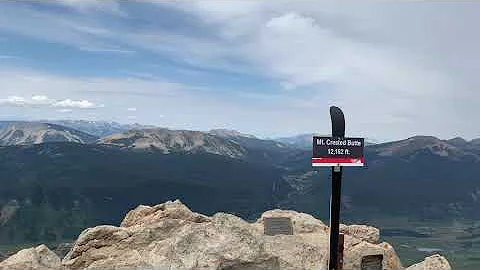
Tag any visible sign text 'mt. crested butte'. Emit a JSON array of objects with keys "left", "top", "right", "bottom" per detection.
[{"left": 312, "top": 136, "right": 365, "bottom": 167}]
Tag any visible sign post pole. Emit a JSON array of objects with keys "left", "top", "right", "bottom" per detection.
[
  {"left": 328, "top": 106, "right": 345, "bottom": 270},
  {"left": 311, "top": 106, "right": 364, "bottom": 270}
]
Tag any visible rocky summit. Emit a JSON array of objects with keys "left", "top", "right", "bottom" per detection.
[{"left": 0, "top": 200, "right": 451, "bottom": 270}]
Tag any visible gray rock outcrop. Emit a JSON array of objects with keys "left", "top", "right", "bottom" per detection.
[
  {"left": 0, "top": 244, "right": 61, "bottom": 270},
  {"left": 62, "top": 200, "right": 402, "bottom": 269},
  {"left": 340, "top": 224, "right": 380, "bottom": 244},
  {"left": 406, "top": 254, "right": 452, "bottom": 270}
]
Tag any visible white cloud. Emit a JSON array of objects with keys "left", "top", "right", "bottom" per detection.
[
  {"left": 53, "top": 99, "right": 103, "bottom": 109},
  {"left": 0, "top": 95, "right": 56, "bottom": 107},
  {"left": 0, "top": 96, "right": 27, "bottom": 106},
  {"left": 0, "top": 94, "right": 103, "bottom": 110},
  {"left": 31, "top": 95, "right": 55, "bottom": 105},
  {"left": 32, "top": 95, "right": 49, "bottom": 101}
]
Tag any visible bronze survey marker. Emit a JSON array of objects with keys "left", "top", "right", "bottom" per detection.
[{"left": 263, "top": 217, "right": 293, "bottom": 236}]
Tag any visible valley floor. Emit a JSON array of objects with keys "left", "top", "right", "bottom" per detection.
[{"left": 373, "top": 218, "right": 480, "bottom": 270}]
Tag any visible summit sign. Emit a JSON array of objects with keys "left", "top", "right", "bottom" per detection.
[{"left": 312, "top": 136, "right": 365, "bottom": 167}]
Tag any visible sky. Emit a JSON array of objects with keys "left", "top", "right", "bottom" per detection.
[{"left": 0, "top": 1, "right": 479, "bottom": 141}]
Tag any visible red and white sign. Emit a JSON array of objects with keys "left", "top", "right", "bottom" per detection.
[{"left": 312, "top": 136, "right": 365, "bottom": 167}]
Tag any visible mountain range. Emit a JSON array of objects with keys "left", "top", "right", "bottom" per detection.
[
  {"left": 0, "top": 122, "right": 97, "bottom": 146},
  {"left": 0, "top": 120, "right": 479, "bottom": 246},
  {"left": 44, "top": 120, "right": 156, "bottom": 138}
]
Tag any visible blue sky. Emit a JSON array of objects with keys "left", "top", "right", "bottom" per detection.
[{"left": 0, "top": 1, "right": 479, "bottom": 141}]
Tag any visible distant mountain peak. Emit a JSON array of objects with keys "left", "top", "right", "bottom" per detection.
[
  {"left": 0, "top": 121, "right": 97, "bottom": 146},
  {"left": 447, "top": 137, "right": 468, "bottom": 147},
  {"left": 406, "top": 135, "right": 440, "bottom": 141},
  {"left": 208, "top": 129, "right": 256, "bottom": 139},
  {"left": 373, "top": 135, "right": 472, "bottom": 158},
  {"left": 99, "top": 128, "right": 246, "bottom": 158}
]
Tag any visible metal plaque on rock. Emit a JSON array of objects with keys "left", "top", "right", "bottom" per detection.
[
  {"left": 361, "top": 254, "right": 383, "bottom": 270},
  {"left": 264, "top": 217, "right": 293, "bottom": 236}
]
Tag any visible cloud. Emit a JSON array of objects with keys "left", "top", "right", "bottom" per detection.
[
  {"left": 0, "top": 95, "right": 57, "bottom": 107},
  {"left": 127, "top": 107, "right": 137, "bottom": 112},
  {"left": 0, "top": 2, "right": 129, "bottom": 54},
  {"left": 78, "top": 46, "right": 135, "bottom": 54},
  {"left": 0, "top": 96, "right": 27, "bottom": 106},
  {"left": 53, "top": 99, "right": 104, "bottom": 109},
  {"left": 1, "top": 2, "right": 480, "bottom": 140},
  {"left": 0, "top": 94, "right": 103, "bottom": 109}
]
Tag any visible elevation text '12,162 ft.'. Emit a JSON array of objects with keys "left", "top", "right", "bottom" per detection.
[{"left": 312, "top": 136, "right": 365, "bottom": 167}]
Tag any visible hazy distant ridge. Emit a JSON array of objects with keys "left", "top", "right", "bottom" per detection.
[{"left": 0, "top": 121, "right": 97, "bottom": 146}]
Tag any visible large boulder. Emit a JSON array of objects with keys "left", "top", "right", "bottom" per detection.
[
  {"left": 62, "top": 200, "right": 406, "bottom": 270},
  {"left": 407, "top": 254, "right": 452, "bottom": 270},
  {"left": 343, "top": 241, "right": 402, "bottom": 270},
  {"left": 0, "top": 244, "right": 61, "bottom": 270},
  {"left": 340, "top": 224, "right": 380, "bottom": 244}
]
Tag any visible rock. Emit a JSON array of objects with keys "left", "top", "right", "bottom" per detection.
[
  {"left": 344, "top": 241, "right": 403, "bottom": 270},
  {"left": 0, "top": 244, "right": 61, "bottom": 270},
  {"left": 158, "top": 213, "right": 279, "bottom": 269},
  {"left": 53, "top": 243, "right": 73, "bottom": 260},
  {"left": 121, "top": 199, "right": 210, "bottom": 228},
  {"left": 262, "top": 234, "right": 329, "bottom": 269},
  {"left": 407, "top": 254, "right": 452, "bottom": 270},
  {"left": 61, "top": 200, "right": 411, "bottom": 270},
  {"left": 340, "top": 224, "right": 380, "bottom": 244},
  {"left": 63, "top": 200, "right": 214, "bottom": 269}
]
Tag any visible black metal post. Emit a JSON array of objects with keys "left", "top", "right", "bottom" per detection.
[
  {"left": 329, "top": 166, "right": 342, "bottom": 270},
  {"left": 328, "top": 106, "right": 345, "bottom": 270}
]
